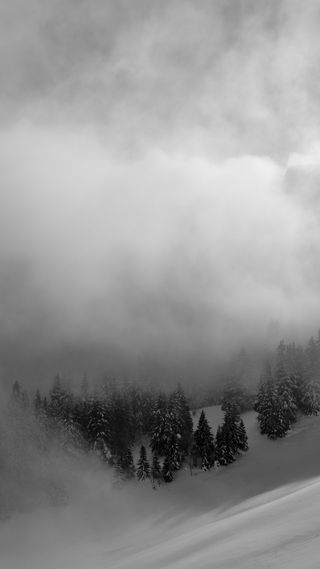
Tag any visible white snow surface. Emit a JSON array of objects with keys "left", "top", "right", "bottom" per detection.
[{"left": 2, "top": 407, "right": 320, "bottom": 568}]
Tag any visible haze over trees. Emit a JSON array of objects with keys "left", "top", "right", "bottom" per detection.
[
  {"left": 2, "top": 328, "right": 320, "bottom": 517},
  {"left": 255, "top": 335, "right": 320, "bottom": 438}
]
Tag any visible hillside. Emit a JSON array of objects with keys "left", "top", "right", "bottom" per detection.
[{"left": 1, "top": 407, "right": 320, "bottom": 568}]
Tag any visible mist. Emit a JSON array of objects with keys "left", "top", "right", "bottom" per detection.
[{"left": 0, "top": 1, "right": 320, "bottom": 386}]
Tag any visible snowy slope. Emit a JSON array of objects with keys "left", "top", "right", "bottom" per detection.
[{"left": 1, "top": 407, "right": 320, "bottom": 569}]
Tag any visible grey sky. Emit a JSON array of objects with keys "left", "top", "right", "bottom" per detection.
[{"left": 1, "top": 0, "right": 320, "bottom": 385}]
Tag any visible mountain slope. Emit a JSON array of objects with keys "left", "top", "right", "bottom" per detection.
[{"left": 1, "top": 407, "right": 320, "bottom": 568}]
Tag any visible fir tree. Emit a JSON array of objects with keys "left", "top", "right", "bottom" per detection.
[
  {"left": 150, "top": 395, "right": 183, "bottom": 464},
  {"left": 87, "top": 398, "right": 110, "bottom": 452},
  {"left": 298, "top": 380, "right": 320, "bottom": 415},
  {"left": 136, "top": 445, "right": 151, "bottom": 481},
  {"left": 170, "top": 385, "right": 193, "bottom": 456},
  {"left": 277, "top": 375, "right": 298, "bottom": 426},
  {"left": 33, "top": 389, "right": 42, "bottom": 415},
  {"left": 162, "top": 454, "right": 175, "bottom": 483},
  {"left": 151, "top": 454, "right": 162, "bottom": 486},
  {"left": 116, "top": 447, "right": 136, "bottom": 481},
  {"left": 218, "top": 413, "right": 237, "bottom": 465},
  {"left": 193, "top": 410, "right": 215, "bottom": 470},
  {"left": 237, "top": 418, "right": 249, "bottom": 452},
  {"left": 257, "top": 378, "right": 291, "bottom": 439},
  {"left": 215, "top": 425, "right": 227, "bottom": 466}
]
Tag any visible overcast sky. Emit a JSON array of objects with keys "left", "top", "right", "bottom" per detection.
[{"left": 1, "top": 0, "right": 320, "bottom": 386}]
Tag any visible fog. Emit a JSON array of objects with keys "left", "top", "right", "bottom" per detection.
[{"left": 0, "top": 0, "right": 320, "bottom": 385}]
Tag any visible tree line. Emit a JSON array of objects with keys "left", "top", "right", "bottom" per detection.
[{"left": 7, "top": 377, "right": 249, "bottom": 488}]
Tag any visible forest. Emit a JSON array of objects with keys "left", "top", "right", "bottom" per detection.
[{"left": 1, "top": 329, "right": 320, "bottom": 513}]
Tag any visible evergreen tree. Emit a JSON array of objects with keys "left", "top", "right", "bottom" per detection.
[
  {"left": 107, "top": 393, "right": 135, "bottom": 456},
  {"left": 170, "top": 385, "right": 193, "bottom": 456},
  {"left": 215, "top": 425, "right": 227, "bottom": 466},
  {"left": 237, "top": 418, "right": 249, "bottom": 452},
  {"left": 298, "top": 380, "right": 320, "bottom": 415},
  {"left": 277, "top": 375, "right": 298, "bottom": 426},
  {"left": 305, "top": 336, "right": 318, "bottom": 382},
  {"left": 166, "top": 434, "right": 182, "bottom": 471},
  {"left": 150, "top": 394, "right": 183, "bottom": 464},
  {"left": 162, "top": 454, "right": 175, "bottom": 483},
  {"left": 193, "top": 410, "right": 215, "bottom": 470},
  {"left": 222, "top": 382, "right": 253, "bottom": 414},
  {"left": 136, "top": 445, "right": 151, "bottom": 481},
  {"left": 11, "top": 380, "right": 21, "bottom": 402},
  {"left": 87, "top": 398, "right": 108, "bottom": 444},
  {"left": 216, "top": 408, "right": 240, "bottom": 465},
  {"left": 256, "top": 378, "right": 291, "bottom": 439},
  {"left": 151, "top": 454, "right": 162, "bottom": 486},
  {"left": 116, "top": 447, "right": 136, "bottom": 480},
  {"left": 33, "top": 389, "right": 42, "bottom": 415}
]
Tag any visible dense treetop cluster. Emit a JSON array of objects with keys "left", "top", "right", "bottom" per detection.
[{"left": 5, "top": 377, "right": 249, "bottom": 491}]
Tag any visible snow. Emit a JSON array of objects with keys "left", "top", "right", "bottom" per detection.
[{"left": 1, "top": 407, "right": 320, "bottom": 568}]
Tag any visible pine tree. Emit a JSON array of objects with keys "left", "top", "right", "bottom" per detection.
[
  {"left": 305, "top": 336, "right": 318, "bottom": 382},
  {"left": 87, "top": 398, "right": 110, "bottom": 454},
  {"left": 298, "top": 380, "right": 320, "bottom": 415},
  {"left": 277, "top": 375, "right": 298, "bottom": 426},
  {"left": 166, "top": 434, "right": 182, "bottom": 471},
  {"left": 257, "top": 378, "right": 291, "bottom": 439},
  {"left": 215, "top": 425, "right": 227, "bottom": 466},
  {"left": 107, "top": 393, "right": 135, "bottom": 457},
  {"left": 116, "top": 447, "right": 136, "bottom": 481},
  {"left": 193, "top": 410, "right": 215, "bottom": 470},
  {"left": 151, "top": 454, "right": 162, "bottom": 486},
  {"left": 136, "top": 445, "right": 151, "bottom": 481},
  {"left": 218, "top": 411, "right": 237, "bottom": 465},
  {"left": 33, "top": 389, "right": 42, "bottom": 415},
  {"left": 237, "top": 418, "right": 249, "bottom": 452},
  {"left": 150, "top": 395, "right": 183, "bottom": 465},
  {"left": 162, "top": 454, "right": 175, "bottom": 483},
  {"left": 170, "top": 385, "right": 193, "bottom": 456}
]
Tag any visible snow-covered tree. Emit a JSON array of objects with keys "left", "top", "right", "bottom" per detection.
[
  {"left": 256, "top": 378, "right": 291, "bottom": 439},
  {"left": 151, "top": 454, "right": 162, "bottom": 486},
  {"left": 237, "top": 418, "right": 249, "bottom": 452},
  {"left": 162, "top": 454, "right": 175, "bottom": 483},
  {"left": 136, "top": 445, "right": 151, "bottom": 481},
  {"left": 193, "top": 410, "right": 215, "bottom": 470},
  {"left": 115, "top": 447, "right": 136, "bottom": 481},
  {"left": 298, "top": 380, "right": 320, "bottom": 415},
  {"left": 170, "top": 385, "right": 193, "bottom": 456}
]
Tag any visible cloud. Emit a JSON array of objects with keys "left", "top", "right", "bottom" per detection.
[
  {"left": 1, "top": 2, "right": 320, "bottom": 384},
  {"left": 0, "top": 123, "right": 319, "bottom": 384},
  {"left": 1, "top": 0, "right": 320, "bottom": 158}
]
